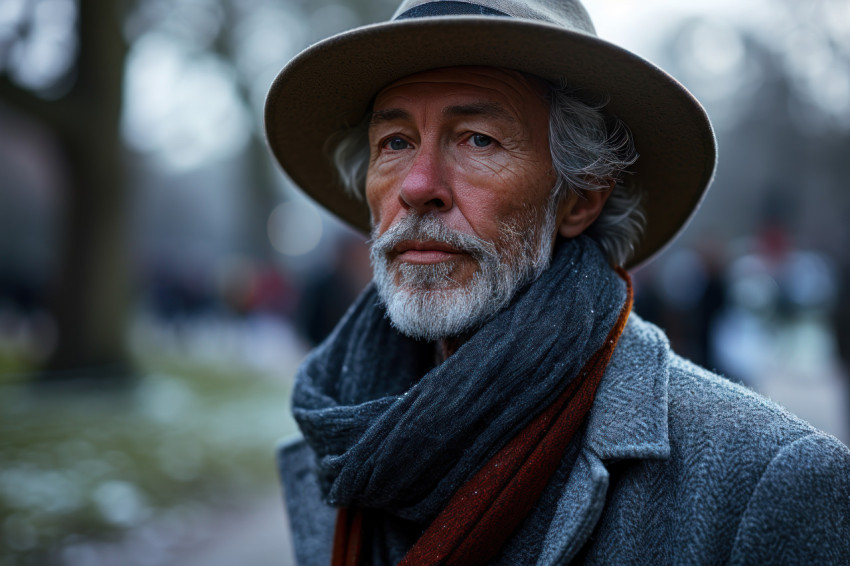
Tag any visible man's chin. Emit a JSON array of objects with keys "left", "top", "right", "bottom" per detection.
[
  {"left": 384, "top": 288, "right": 477, "bottom": 341},
  {"left": 389, "top": 259, "right": 473, "bottom": 292},
  {"left": 378, "top": 278, "right": 497, "bottom": 342}
]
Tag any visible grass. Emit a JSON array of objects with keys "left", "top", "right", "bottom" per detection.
[{"left": 0, "top": 347, "right": 300, "bottom": 565}]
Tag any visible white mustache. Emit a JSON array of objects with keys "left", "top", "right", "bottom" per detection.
[{"left": 370, "top": 214, "right": 498, "bottom": 262}]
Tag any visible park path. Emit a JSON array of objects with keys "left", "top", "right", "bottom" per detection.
[{"left": 170, "top": 494, "right": 295, "bottom": 566}]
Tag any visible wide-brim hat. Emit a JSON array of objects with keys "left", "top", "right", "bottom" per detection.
[{"left": 264, "top": 0, "right": 717, "bottom": 268}]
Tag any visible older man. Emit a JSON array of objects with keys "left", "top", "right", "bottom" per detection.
[{"left": 265, "top": 1, "right": 850, "bottom": 564}]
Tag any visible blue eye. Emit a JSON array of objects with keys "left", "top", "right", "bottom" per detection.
[
  {"left": 471, "top": 134, "right": 492, "bottom": 147},
  {"left": 386, "top": 137, "right": 409, "bottom": 150}
]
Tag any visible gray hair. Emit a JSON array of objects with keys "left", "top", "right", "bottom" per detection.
[
  {"left": 330, "top": 79, "right": 644, "bottom": 266},
  {"left": 544, "top": 80, "right": 643, "bottom": 266}
]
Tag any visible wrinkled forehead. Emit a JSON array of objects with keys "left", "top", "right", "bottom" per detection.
[{"left": 372, "top": 67, "right": 548, "bottom": 119}]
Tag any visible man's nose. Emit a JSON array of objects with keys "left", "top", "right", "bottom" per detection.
[{"left": 398, "top": 147, "right": 453, "bottom": 213}]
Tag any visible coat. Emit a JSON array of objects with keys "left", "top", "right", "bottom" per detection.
[{"left": 277, "top": 314, "right": 850, "bottom": 565}]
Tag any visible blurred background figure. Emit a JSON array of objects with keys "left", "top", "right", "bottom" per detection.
[
  {"left": 296, "top": 234, "right": 371, "bottom": 347},
  {"left": 1, "top": 0, "right": 848, "bottom": 565}
]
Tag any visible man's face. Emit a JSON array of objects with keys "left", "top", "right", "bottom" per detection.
[{"left": 365, "top": 66, "right": 558, "bottom": 339}]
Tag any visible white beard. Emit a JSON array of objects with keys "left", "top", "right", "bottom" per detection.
[{"left": 370, "top": 201, "right": 558, "bottom": 341}]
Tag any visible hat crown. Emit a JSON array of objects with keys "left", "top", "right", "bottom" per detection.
[{"left": 391, "top": 0, "right": 596, "bottom": 35}]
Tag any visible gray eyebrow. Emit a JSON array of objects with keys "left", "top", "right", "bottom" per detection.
[
  {"left": 368, "top": 102, "right": 517, "bottom": 128},
  {"left": 369, "top": 108, "right": 411, "bottom": 127}
]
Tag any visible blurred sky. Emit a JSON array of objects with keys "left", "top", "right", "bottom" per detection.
[
  {"left": 111, "top": 0, "right": 850, "bottom": 163},
  {"left": 593, "top": 0, "right": 850, "bottom": 128}
]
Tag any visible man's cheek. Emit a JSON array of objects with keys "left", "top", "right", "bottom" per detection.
[{"left": 365, "top": 194, "right": 393, "bottom": 235}]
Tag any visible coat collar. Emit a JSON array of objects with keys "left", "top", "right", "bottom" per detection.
[
  {"left": 537, "top": 314, "right": 672, "bottom": 565},
  {"left": 584, "top": 312, "right": 672, "bottom": 462}
]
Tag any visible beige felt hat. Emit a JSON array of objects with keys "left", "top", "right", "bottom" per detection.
[{"left": 264, "top": 0, "right": 717, "bottom": 268}]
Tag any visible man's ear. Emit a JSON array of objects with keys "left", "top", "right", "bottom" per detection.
[{"left": 556, "top": 184, "right": 613, "bottom": 238}]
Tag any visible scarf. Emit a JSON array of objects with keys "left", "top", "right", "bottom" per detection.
[{"left": 292, "top": 236, "right": 630, "bottom": 563}]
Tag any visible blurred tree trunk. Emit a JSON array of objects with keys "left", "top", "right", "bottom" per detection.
[{"left": 0, "top": 2, "right": 130, "bottom": 379}]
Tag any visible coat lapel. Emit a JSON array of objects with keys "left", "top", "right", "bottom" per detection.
[{"left": 539, "top": 314, "right": 672, "bottom": 565}]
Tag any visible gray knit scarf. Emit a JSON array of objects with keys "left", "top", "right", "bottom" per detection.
[{"left": 292, "top": 236, "right": 626, "bottom": 527}]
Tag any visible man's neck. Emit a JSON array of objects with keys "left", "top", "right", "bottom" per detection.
[{"left": 439, "top": 334, "right": 470, "bottom": 361}]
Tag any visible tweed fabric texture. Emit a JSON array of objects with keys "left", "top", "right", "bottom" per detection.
[
  {"left": 291, "top": 236, "right": 626, "bottom": 527},
  {"left": 280, "top": 312, "right": 850, "bottom": 565}
]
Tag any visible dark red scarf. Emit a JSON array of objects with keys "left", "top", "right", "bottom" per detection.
[{"left": 332, "top": 269, "right": 633, "bottom": 566}]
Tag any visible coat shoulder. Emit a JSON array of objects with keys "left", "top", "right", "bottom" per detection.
[
  {"left": 584, "top": 315, "right": 850, "bottom": 565},
  {"left": 666, "top": 353, "right": 830, "bottom": 449},
  {"left": 661, "top": 354, "right": 850, "bottom": 563},
  {"left": 731, "top": 430, "right": 850, "bottom": 563}
]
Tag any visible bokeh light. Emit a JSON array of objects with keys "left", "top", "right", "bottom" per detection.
[
  {"left": 267, "top": 200, "right": 324, "bottom": 257},
  {"left": 2, "top": 0, "right": 77, "bottom": 95},
  {"left": 121, "top": 31, "right": 252, "bottom": 171}
]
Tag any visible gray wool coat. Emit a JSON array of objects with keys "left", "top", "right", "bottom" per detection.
[{"left": 278, "top": 314, "right": 850, "bottom": 565}]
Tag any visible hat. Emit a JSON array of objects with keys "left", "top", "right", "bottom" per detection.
[{"left": 264, "top": 0, "right": 717, "bottom": 268}]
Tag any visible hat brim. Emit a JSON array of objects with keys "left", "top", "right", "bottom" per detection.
[{"left": 264, "top": 16, "right": 717, "bottom": 268}]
